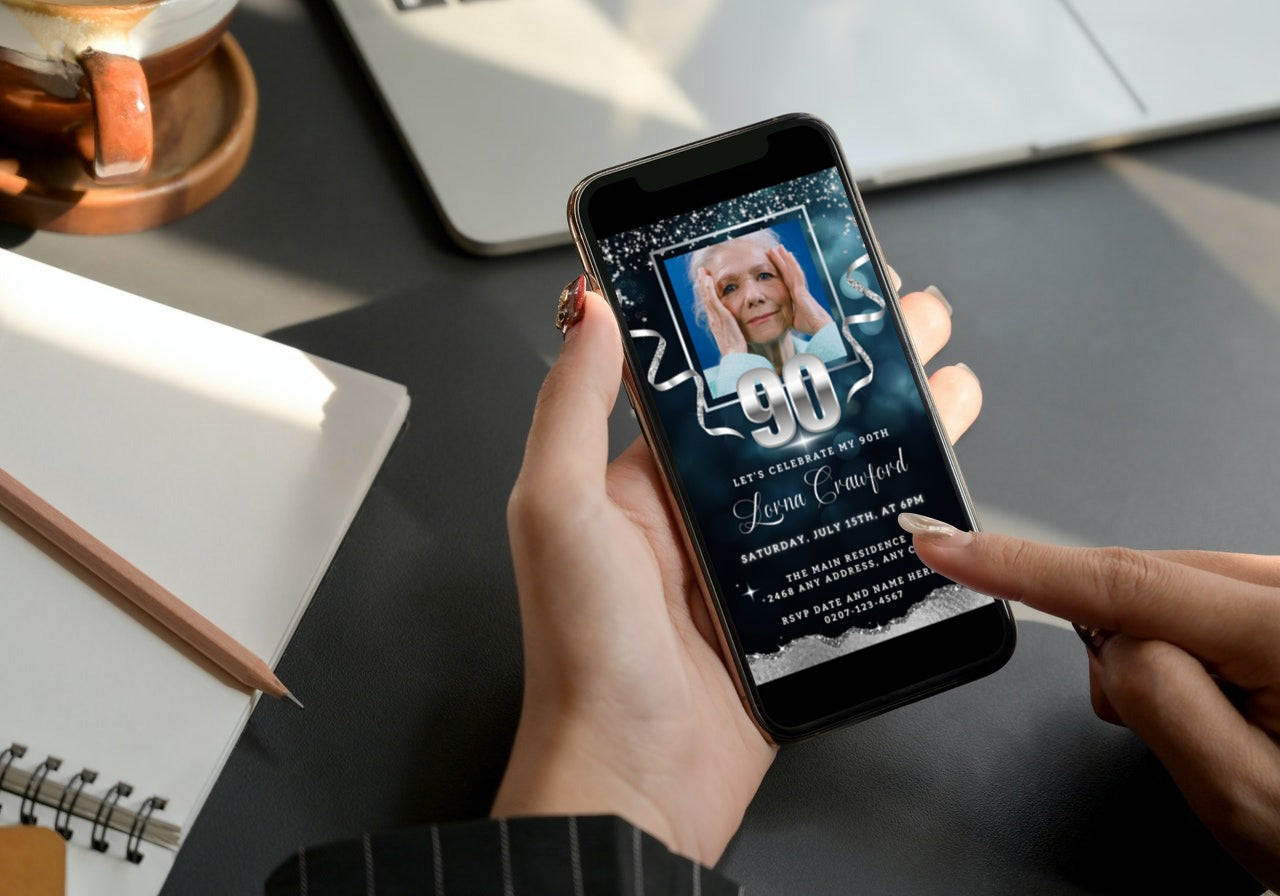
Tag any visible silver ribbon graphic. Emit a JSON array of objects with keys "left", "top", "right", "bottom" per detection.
[
  {"left": 838, "top": 253, "right": 887, "bottom": 401},
  {"left": 631, "top": 328, "right": 745, "bottom": 439}
]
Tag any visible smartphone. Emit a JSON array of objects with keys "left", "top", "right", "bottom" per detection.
[{"left": 568, "top": 114, "right": 1015, "bottom": 741}]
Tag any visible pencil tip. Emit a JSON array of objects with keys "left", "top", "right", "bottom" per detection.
[{"left": 284, "top": 691, "right": 304, "bottom": 710}]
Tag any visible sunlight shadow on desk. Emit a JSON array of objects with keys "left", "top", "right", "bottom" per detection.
[
  {"left": 1103, "top": 153, "right": 1280, "bottom": 321},
  {"left": 5, "top": 285, "right": 336, "bottom": 432}
]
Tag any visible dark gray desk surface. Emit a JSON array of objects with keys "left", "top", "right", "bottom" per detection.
[{"left": 7, "top": 2, "right": 1279, "bottom": 893}]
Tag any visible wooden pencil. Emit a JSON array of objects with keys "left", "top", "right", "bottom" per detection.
[{"left": 0, "top": 464, "right": 301, "bottom": 708}]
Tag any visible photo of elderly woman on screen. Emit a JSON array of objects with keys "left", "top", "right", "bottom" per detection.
[{"left": 687, "top": 226, "right": 847, "bottom": 399}]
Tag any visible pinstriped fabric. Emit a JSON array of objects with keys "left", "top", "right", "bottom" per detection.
[
  {"left": 632, "top": 825, "right": 643, "bottom": 896},
  {"left": 362, "top": 833, "right": 374, "bottom": 896},
  {"left": 568, "top": 816, "right": 584, "bottom": 896},
  {"left": 499, "top": 817, "right": 515, "bottom": 896},
  {"left": 430, "top": 823, "right": 444, "bottom": 895},
  {"left": 266, "top": 814, "right": 746, "bottom": 895}
]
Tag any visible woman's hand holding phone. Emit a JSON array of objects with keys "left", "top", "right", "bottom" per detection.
[
  {"left": 908, "top": 528, "right": 1280, "bottom": 891},
  {"left": 494, "top": 284, "right": 976, "bottom": 866}
]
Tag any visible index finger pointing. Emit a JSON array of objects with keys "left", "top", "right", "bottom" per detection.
[{"left": 909, "top": 526, "right": 1278, "bottom": 666}]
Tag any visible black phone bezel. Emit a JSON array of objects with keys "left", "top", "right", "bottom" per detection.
[{"left": 570, "top": 114, "right": 1015, "bottom": 741}]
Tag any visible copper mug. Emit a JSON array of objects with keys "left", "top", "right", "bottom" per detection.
[{"left": 0, "top": 0, "right": 237, "bottom": 184}]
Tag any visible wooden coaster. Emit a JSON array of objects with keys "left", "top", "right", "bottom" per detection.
[{"left": 0, "top": 34, "right": 257, "bottom": 234}]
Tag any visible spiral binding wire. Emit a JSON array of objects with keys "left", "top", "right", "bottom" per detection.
[
  {"left": 0, "top": 741, "right": 180, "bottom": 863},
  {"left": 20, "top": 755, "right": 61, "bottom": 824},
  {"left": 127, "top": 796, "right": 169, "bottom": 864},
  {"left": 91, "top": 781, "right": 133, "bottom": 853},
  {"left": 54, "top": 767, "right": 97, "bottom": 840}
]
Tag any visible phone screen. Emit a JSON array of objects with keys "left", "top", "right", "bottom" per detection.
[{"left": 575, "top": 118, "right": 1010, "bottom": 734}]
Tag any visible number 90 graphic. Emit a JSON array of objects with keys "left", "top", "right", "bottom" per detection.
[{"left": 735, "top": 353, "right": 841, "bottom": 448}]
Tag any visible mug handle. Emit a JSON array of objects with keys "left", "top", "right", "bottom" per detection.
[{"left": 79, "top": 49, "right": 153, "bottom": 183}]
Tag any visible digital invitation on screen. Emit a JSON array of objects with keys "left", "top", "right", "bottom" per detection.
[{"left": 598, "top": 167, "right": 992, "bottom": 686}]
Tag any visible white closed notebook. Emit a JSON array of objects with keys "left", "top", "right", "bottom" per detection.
[{"left": 0, "top": 249, "right": 410, "bottom": 896}]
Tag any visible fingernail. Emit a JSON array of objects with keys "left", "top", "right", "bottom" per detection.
[
  {"left": 924, "top": 285, "right": 953, "bottom": 316},
  {"left": 1073, "top": 623, "right": 1112, "bottom": 658},
  {"left": 897, "top": 513, "right": 973, "bottom": 545},
  {"left": 955, "top": 362, "right": 975, "bottom": 377},
  {"left": 556, "top": 274, "right": 586, "bottom": 336}
]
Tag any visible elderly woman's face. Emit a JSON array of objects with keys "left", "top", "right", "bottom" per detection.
[{"left": 707, "top": 239, "right": 794, "bottom": 344}]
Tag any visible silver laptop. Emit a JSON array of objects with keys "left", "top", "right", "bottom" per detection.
[{"left": 328, "top": 0, "right": 1280, "bottom": 255}]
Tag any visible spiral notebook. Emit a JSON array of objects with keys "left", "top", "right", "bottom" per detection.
[{"left": 0, "top": 249, "right": 410, "bottom": 896}]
